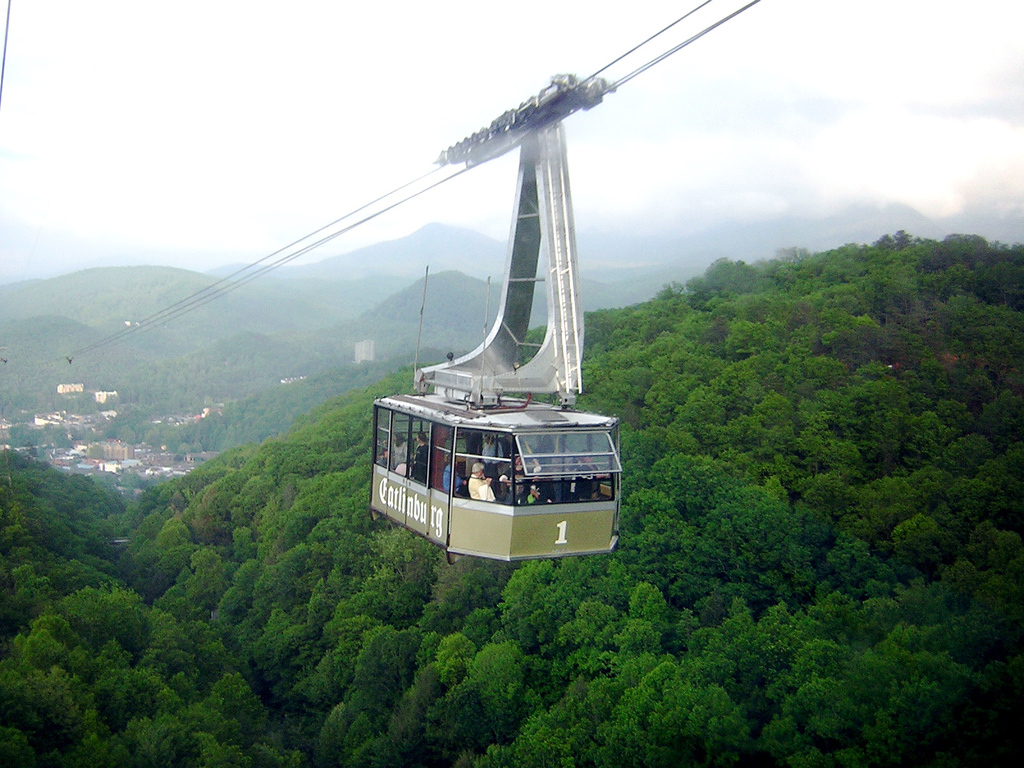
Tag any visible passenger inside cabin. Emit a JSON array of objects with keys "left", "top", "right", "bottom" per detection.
[
  {"left": 468, "top": 462, "right": 496, "bottom": 501},
  {"left": 510, "top": 455, "right": 528, "bottom": 503},
  {"left": 481, "top": 433, "right": 507, "bottom": 479},
  {"left": 390, "top": 434, "right": 407, "bottom": 474},
  {"left": 442, "top": 463, "right": 466, "bottom": 496},
  {"left": 412, "top": 432, "right": 429, "bottom": 483},
  {"left": 495, "top": 471, "right": 512, "bottom": 503}
]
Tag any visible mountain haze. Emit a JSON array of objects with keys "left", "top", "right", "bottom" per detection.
[
  {"left": 0, "top": 225, "right": 692, "bottom": 417},
  {"left": 282, "top": 223, "right": 507, "bottom": 280}
]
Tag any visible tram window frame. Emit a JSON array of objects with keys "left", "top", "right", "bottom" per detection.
[
  {"left": 516, "top": 474, "right": 615, "bottom": 505},
  {"left": 374, "top": 407, "right": 432, "bottom": 485},
  {"left": 515, "top": 431, "right": 621, "bottom": 477},
  {"left": 455, "top": 429, "right": 513, "bottom": 503},
  {"left": 430, "top": 425, "right": 453, "bottom": 492},
  {"left": 390, "top": 412, "right": 412, "bottom": 475},
  {"left": 374, "top": 407, "right": 391, "bottom": 469},
  {"left": 409, "top": 420, "right": 431, "bottom": 485}
]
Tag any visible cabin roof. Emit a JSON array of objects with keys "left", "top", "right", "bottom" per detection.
[{"left": 376, "top": 394, "right": 618, "bottom": 431}]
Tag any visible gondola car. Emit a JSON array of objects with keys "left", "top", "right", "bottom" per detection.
[
  {"left": 371, "top": 394, "right": 620, "bottom": 560},
  {"left": 370, "top": 77, "right": 621, "bottom": 560}
]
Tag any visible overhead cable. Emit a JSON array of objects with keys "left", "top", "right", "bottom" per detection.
[
  {"left": 0, "top": 0, "right": 11, "bottom": 117},
  {"left": 611, "top": 0, "right": 763, "bottom": 90},
  {"left": 68, "top": 165, "right": 467, "bottom": 357},
  {"left": 585, "top": 0, "right": 719, "bottom": 82}
]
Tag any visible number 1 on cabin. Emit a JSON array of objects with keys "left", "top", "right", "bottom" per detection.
[{"left": 555, "top": 520, "right": 568, "bottom": 545}]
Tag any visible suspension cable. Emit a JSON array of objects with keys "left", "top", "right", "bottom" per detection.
[
  {"left": 585, "top": 0, "right": 718, "bottom": 82},
  {"left": 111, "top": 165, "right": 471, "bottom": 341},
  {"left": 0, "top": 0, "right": 11, "bottom": 118},
  {"left": 611, "top": 0, "right": 763, "bottom": 90},
  {"left": 68, "top": 165, "right": 466, "bottom": 357}
]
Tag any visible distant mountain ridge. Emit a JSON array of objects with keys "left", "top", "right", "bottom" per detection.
[
  {"left": 291, "top": 222, "right": 508, "bottom": 279},
  {"left": 0, "top": 240, "right": 680, "bottom": 415},
  {"left": 3, "top": 203, "right": 1021, "bottom": 287},
  {"left": 216, "top": 206, "right": 1023, "bottom": 283},
  {"left": 0, "top": 223, "right": 689, "bottom": 358},
  {"left": 8, "top": 214, "right": 1014, "bottom": 418}
]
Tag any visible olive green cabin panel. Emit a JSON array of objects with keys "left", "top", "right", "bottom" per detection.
[
  {"left": 508, "top": 504, "right": 617, "bottom": 559},
  {"left": 446, "top": 504, "right": 514, "bottom": 559},
  {"left": 448, "top": 502, "right": 617, "bottom": 560}
]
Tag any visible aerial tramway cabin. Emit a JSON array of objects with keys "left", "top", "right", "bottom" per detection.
[
  {"left": 369, "top": 75, "right": 622, "bottom": 561},
  {"left": 372, "top": 394, "right": 620, "bottom": 560}
]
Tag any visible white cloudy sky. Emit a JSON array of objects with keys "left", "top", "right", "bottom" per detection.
[{"left": 1, "top": 0, "right": 1022, "bottom": 283}]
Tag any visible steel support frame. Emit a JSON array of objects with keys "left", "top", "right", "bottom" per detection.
[{"left": 418, "top": 123, "right": 584, "bottom": 406}]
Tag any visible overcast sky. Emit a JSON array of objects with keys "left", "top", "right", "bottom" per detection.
[{"left": 1, "top": 0, "right": 1022, "bottom": 284}]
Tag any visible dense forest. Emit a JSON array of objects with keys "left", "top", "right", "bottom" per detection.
[
  {"left": 103, "top": 358, "right": 409, "bottom": 454},
  {"left": 2, "top": 233, "right": 1023, "bottom": 767}
]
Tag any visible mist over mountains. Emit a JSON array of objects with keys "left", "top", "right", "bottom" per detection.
[
  {"left": 204, "top": 222, "right": 691, "bottom": 308},
  {"left": 3, "top": 213, "right": 1020, "bottom": 425},
  {"left": 6, "top": 200, "right": 1022, "bottom": 288},
  {"left": 0, "top": 224, "right": 697, "bottom": 418}
]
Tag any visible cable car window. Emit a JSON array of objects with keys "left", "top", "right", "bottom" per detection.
[
  {"left": 431, "top": 425, "right": 453, "bottom": 492},
  {"left": 374, "top": 408, "right": 391, "bottom": 469},
  {"left": 515, "top": 431, "right": 621, "bottom": 477},
  {"left": 455, "top": 429, "right": 513, "bottom": 503},
  {"left": 457, "top": 430, "right": 511, "bottom": 475},
  {"left": 410, "top": 420, "right": 431, "bottom": 484},
  {"left": 390, "top": 413, "right": 411, "bottom": 474}
]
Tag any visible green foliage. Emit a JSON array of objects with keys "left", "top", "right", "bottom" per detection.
[
  {"left": 1, "top": 452, "right": 123, "bottom": 640},
  {"left": 4, "top": 235, "right": 1024, "bottom": 766},
  {"left": 0, "top": 265, "right": 402, "bottom": 414}
]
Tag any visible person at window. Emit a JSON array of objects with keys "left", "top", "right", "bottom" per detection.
[
  {"left": 412, "top": 432, "right": 429, "bottom": 483},
  {"left": 443, "top": 463, "right": 466, "bottom": 496},
  {"left": 525, "top": 484, "right": 543, "bottom": 504},
  {"left": 481, "top": 433, "right": 506, "bottom": 478},
  {"left": 510, "top": 455, "right": 528, "bottom": 503},
  {"left": 526, "top": 455, "right": 543, "bottom": 475},
  {"left": 495, "top": 471, "right": 513, "bottom": 503},
  {"left": 468, "top": 462, "right": 495, "bottom": 501},
  {"left": 391, "top": 434, "right": 407, "bottom": 473}
]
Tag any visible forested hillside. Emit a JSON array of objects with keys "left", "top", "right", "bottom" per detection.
[
  {"left": 2, "top": 233, "right": 1023, "bottom": 767},
  {"left": 0, "top": 268, "right": 484, "bottom": 416},
  {"left": 105, "top": 359, "right": 407, "bottom": 453},
  {"left": 0, "top": 451, "right": 125, "bottom": 639}
]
